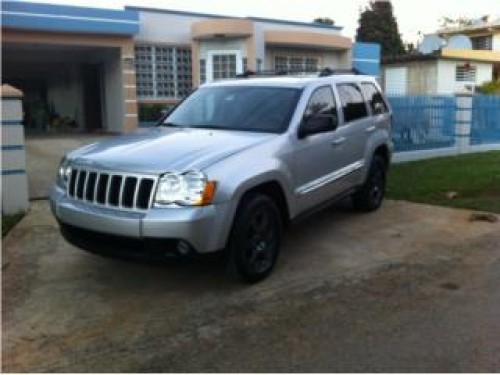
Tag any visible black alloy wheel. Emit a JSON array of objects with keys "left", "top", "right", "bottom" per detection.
[{"left": 227, "top": 194, "right": 282, "bottom": 283}]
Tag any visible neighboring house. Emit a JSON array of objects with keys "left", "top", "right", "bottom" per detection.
[
  {"left": 130, "top": 6, "right": 352, "bottom": 109},
  {"left": 438, "top": 16, "right": 500, "bottom": 80},
  {"left": 438, "top": 17, "right": 500, "bottom": 53},
  {"left": 382, "top": 52, "right": 495, "bottom": 95},
  {"left": 1, "top": 1, "right": 378, "bottom": 134},
  {"left": 382, "top": 17, "right": 500, "bottom": 95}
]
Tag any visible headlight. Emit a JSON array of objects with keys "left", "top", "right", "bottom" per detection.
[
  {"left": 57, "top": 157, "right": 72, "bottom": 188},
  {"left": 155, "top": 170, "right": 216, "bottom": 206}
]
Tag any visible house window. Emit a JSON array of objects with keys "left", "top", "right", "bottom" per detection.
[
  {"left": 455, "top": 64, "right": 477, "bottom": 82},
  {"left": 134, "top": 44, "right": 192, "bottom": 100},
  {"left": 200, "top": 59, "right": 206, "bottom": 84},
  {"left": 470, "top": 35, "right": 493, "bottom": 51},
  {"left": 273, "top": 54, "right": 319, "bottom": 73},
  {"left": 212, "top": 54, "right": 237, "bottom": 80}
]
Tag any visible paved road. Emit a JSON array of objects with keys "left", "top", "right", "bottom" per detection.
[{"left": 2, "top": 200, "right": 499, "bottom": 372}]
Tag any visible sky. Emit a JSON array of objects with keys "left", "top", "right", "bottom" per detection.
[{"left": 14, "top": 0, "right": 500, "bottom": 43}]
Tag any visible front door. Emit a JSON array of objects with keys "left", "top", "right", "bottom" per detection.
[
  {"left": 206, "top": 51, "right": 243, "bottom": 82},
  {"left": 293, "top": 85, "right": 346, "bottom": 213},
  {"left": 82, "top": 63, "right": 104, "bottom": 131}
]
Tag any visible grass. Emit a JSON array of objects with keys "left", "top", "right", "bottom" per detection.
[
  {"left": 2, "top": 213, "right": 24, "bottom": 237},
  {"left": 387, "top": 151, "right": 500, "bottom": 213}
]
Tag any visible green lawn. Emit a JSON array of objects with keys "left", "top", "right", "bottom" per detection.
[
  {"left": 387, "top": 151, "right": 500, "bottom": 213},
  {"left": 2, "top": 213, "right": 24, "bottom": 237}
]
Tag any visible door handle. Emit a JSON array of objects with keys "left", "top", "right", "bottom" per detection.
[
  {"left": 365, "top": 126, "right": 376, "bottom": 133},
  {"left": 331, "top": 137, "right": 346, "bottom": 146}
]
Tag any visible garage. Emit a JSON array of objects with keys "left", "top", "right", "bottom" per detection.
[{"left": 1, "top": 1, "right": 140, "bottom": 134}]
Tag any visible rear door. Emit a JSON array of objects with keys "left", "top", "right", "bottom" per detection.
[
  {"left": 333, "top": 83, "right": 372, "bottom": 188},
  {"left": 361, "top": 81, "right": 391, "bottom": 134}
]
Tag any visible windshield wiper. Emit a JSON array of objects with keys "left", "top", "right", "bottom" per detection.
[{"left": 189, "top": 125, "right": 236, "bottom": 131}]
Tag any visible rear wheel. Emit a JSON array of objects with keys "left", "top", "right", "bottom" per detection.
[
  {"left": 227, "top": 194, "right": 282, "bottom": 283},
  {"left": 351, "top": 155, "right": 387, "bottom": 212}
]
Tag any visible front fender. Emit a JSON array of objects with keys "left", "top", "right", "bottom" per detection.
[{"left": 206, "top": 157, "right": 296, "bottom": 249}]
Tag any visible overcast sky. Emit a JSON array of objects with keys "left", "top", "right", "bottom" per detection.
[{"left": 16, "top": 0, "right": 500, "bottom": 43}]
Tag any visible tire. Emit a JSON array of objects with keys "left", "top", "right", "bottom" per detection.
[
  {"left": 351, "top": 155, "right": 387, "bottom": 212},
  {"left": 226, "top": 194, "right": 283, "bottom": 283}
]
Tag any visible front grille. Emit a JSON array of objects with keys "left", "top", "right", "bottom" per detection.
[{"left": 67, "top": 167, "right": 157, "bottom": 211}]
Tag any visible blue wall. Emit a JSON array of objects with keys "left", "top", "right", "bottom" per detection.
[
  {"left": 1, "top": 1, "right": 139, "bottom": 36},
  {"left": 353, "top": 43, "right": 381, "bottom": 77}
]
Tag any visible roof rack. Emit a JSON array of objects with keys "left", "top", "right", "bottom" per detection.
[
  {"left": 236, "top": 67, "right": 362, "bottom": 79},
  {"left": 318, "top": 67, "right": 362, "bottom": 77}
]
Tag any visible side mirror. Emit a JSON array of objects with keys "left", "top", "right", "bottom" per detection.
[{"left": 298, "top": 114, "right": 337, "bottom": 139}]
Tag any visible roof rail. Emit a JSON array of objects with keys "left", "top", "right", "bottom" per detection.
[
  {"left": 236, "top": 67, "right": 362, "bottom": 79},
  {"left": 236, "top": 69, "right": 301, "bottom": 78},
  {"left": 318, "top": 67, "right": 362, "bottom": 77}
]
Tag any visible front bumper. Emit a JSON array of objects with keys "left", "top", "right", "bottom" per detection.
[{"left": 50, "top": 186, "right": 232, "bottom": 254}]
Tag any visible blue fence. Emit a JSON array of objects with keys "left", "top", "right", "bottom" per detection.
[
  {"left": 471, "top": 95, "right": 500, "bottom": 145},
  {"left": 387, "top": 95, "right": 456, "bottom": 152}
]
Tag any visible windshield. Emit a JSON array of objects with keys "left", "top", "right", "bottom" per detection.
[{"left": 162, "top": 86, "right": 302, "bottom": 133}]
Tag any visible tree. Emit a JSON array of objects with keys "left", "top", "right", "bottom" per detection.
[
  {"left": 355, "top": 0, "right": 405, "bottom": 58},
  {"left": 313, "top": 17, "right": 335, "bottom": 26}
]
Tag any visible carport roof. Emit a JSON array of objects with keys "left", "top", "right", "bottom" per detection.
[{"left": 1, "top": 1, "right": 139, "bottom": 36}]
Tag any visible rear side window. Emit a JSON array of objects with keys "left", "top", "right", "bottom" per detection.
[
  {"left": 304, "top": 86, "right": 337, "bottom": 118},
  {"left": 337, "top": 84, "right": 368, "bottom": 123},
  {"left": 361, "top": 83, "right": 389, "bottom": 115}
]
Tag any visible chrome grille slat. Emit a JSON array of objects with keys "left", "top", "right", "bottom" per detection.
[
  {"left": 82, "top": 171, "right": 90, "bottom": 201},
  {"left": 67, "top": 167, "right": 156, "bottom": 212},
  {"left": 104, "top": 174, "right": 112, "bottom": 205},
  {"left": 74, "top": 169, "right": 81, "bottom": 198},
  {"left": 118, "top": 177, "right": 125, "bottom": 208},
  {"left": 93, "top": 172, "right": 100, "bottom": 203},
  {"left": 147, "top": 178, "right": 158, "bottom": 210},
  {"left": 132, "top": 177, "right": 142, "bottom": 210}
]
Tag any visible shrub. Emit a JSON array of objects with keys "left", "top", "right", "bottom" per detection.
[
  {"left": 478, "top": 80, "right": 500, "bottom": 94},
  {"left": 138, "top": 103, "right": 171, "bottom": 122}
]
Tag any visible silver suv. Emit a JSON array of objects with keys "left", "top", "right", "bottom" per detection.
[{"left": 51, "top": 71, "right": 392, "bottom": 282}]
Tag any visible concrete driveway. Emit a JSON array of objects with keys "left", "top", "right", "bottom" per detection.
[
  {"left": 25, "top": 135, "right": 107, "bottom": 199},
  {"left": 2, "top": 199, "right": 500, "bottom": 372}
]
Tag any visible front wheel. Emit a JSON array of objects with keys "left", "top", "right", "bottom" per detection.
[
  {"left": 351, "top": 155, "right": 387, "bottom": 212},
  {"left": 226, "top": 194, "right": 283, "bottom": 283}
]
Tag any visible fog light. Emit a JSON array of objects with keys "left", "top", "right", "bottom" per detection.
[{"left": 177, "top": 240, "right": 191, "bottom": 256}]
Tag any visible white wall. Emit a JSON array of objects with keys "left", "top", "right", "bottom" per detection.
[
  {"left": 253, "top": 20, "right": 341, "bottom": 38},
  {"left": 493, "top": 33, "right": 500, "bottom": 51},
  {"left": 384, "top": 67, "right": 408, "bottom": 94},
  {"left": 135, "top": 11, "right": 210, "bottom": 44},
  {"left": 1, "top": 94, "right": 29, "bottom": 214},
  {"left": 199, "top": 39, "right": 248, "bottom": 59},
  {"left": 437, "top": 60, "right": 493, "bottom": 94},
  {"left": 102, "top": 49, "right": 125, "bottom": 133}
]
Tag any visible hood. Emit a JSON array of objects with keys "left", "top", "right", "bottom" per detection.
[{"left": 68, "top": 127, "right": 276, "bottom": 174}]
